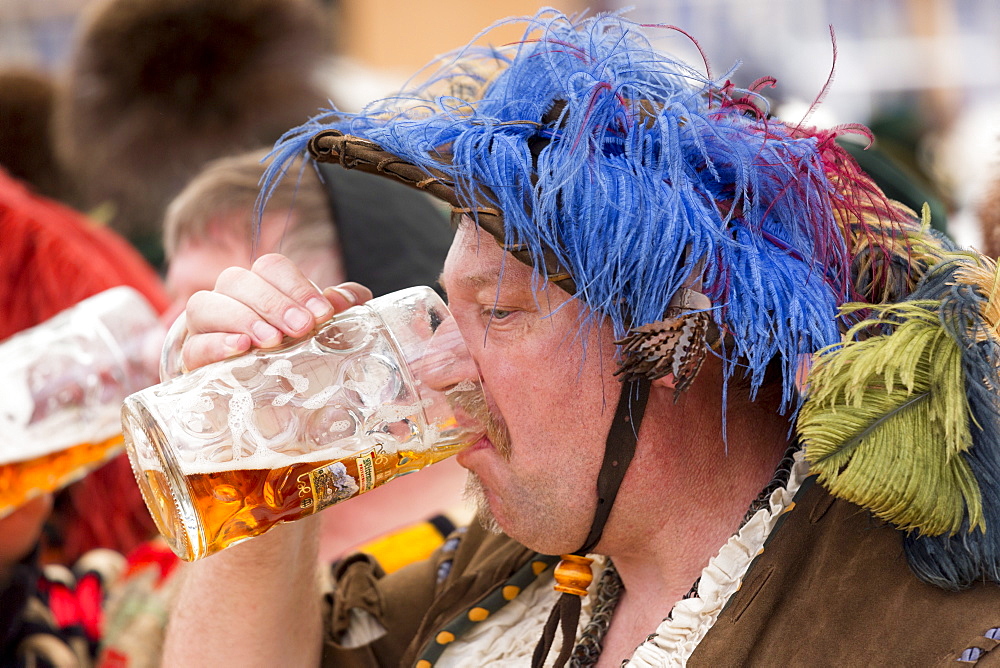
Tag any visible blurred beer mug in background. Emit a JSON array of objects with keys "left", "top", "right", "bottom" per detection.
[
  {"left": 123, "top": 286, "right": 486, "bottom": 561},
  {"left": 0, "top": 286, "right": 164, "bottom": 518}
]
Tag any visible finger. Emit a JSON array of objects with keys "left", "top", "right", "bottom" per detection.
[
  {"left": 181, "top": 283, "right": 372, "bottom": 372},
  {"left": 185, "top": 289, "right": 285, "bottom": 348},
  {"left": 182, "top": 331, "right": 252, "bottom": 371},
  {"left": 322, "top": 282, "right": 373, "bottom": 312},
  {"left": 211, "top": 261, "right": 321, "bottom": 341},
  {"left": 250, "top": 253, "right": 336, "bottom": 322}
]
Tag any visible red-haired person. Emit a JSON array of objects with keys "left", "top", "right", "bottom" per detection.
[{"left": 0, "top": 167, "right": 170, "bottom": 665}]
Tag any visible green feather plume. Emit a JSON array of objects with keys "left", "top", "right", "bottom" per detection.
[{"left": 800, "top": 300, "right": 984, "bottom": 536}]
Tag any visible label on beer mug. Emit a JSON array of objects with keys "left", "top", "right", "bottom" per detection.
[
  {"left": 297, "top": 461, "right": 359, "bottom": 510},
  {"left": 297, "top": 446, "right": 398, "bottom": 511},
  {"left": 356, "top": 450, "right": 376, "bottom": 493}
]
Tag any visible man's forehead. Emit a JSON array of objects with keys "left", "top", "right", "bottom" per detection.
[
  {"left": 442, "top": 221, "right": 543, "bottom": 295},
  {"left": 451, "top": 272, "right": 499, "bottom": 291},
  {"left": 439, "top": 256, "right": 513, "bottom": 297}
]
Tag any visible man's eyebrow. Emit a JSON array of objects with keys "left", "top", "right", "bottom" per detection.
[{"left": 437, "top": 271, "right": 497, "bottom": 295}]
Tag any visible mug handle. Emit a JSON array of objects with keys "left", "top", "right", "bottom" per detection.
[{"left": 159, "top": 312, "right": 189, "bottom": 382}]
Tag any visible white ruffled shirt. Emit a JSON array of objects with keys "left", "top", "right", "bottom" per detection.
[{"left": 437, "top": 451, "right": 810, "bottom": 667}]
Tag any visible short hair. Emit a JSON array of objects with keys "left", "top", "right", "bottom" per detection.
[{"left": 163, "top": 149, "right": 336, "bottom": 262}]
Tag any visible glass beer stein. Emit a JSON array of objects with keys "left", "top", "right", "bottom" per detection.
[
  {"left": 0, "top": 286, "right": 164, "bottom": 517},
  {"left": 123, "top": 286, "right": 486, "bottom": 561}
]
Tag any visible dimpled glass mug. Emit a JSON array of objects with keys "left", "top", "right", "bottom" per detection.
[
  {"left": 122, "top": 286, "right": 486, "bottom": 561},
  {"left": 0, "top": 286, "right": 164, "bottom": 518}
]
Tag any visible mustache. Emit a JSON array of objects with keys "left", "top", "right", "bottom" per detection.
[
  {"left": 463, "top": 472, "right": 503, "bottom": 535},
  {"left": 450, "top": 386, "right": 511, "bottom": 459}
]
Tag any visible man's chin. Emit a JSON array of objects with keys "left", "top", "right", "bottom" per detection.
[{"left": 463, "top": 473, "right": 504, "bottom": 535}]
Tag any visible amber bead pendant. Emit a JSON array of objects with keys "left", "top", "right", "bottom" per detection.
[{"left": 553, "top": 553, "right": 595, "bottom": 596}]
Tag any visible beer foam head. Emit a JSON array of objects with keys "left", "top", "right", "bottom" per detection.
[{"left": 178, "top": 439, "right": 376, "bottom": 475}]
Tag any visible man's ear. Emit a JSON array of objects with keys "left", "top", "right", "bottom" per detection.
[
  {"left": 651, "top": 373, "right": 677, "bottom": 390},
  {"left": 794, "top": 353, "right": 813, "bottom": 395}
]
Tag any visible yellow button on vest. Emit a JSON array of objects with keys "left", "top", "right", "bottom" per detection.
[
  {"left": 532, "top": 560, "right": 548, "bottom": 576},
  {"left": 502, "top": 585, "right": 520, "bottom": 600},
  {"left": 436, "top": 631, "right": 455, "bottom": 645},
  {"left": 468, "top": 607, "right": 489, "bottom": 622},
  {"left": 416, "top": 661, "right": 432, "bottom": 668}
]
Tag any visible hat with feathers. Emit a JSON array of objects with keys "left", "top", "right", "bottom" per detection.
[{"left": 263, "top": 10, "right": 1000, "bottom": 595}]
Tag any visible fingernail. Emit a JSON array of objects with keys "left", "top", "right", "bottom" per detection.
[
  {"left": 284, "top": 307, "right": 311, "bottom": 331},
  {"left": 306, "top": 297, "right": 331, "bottom": 318},
  {"left": 334, "top": 287, "right": 357, "bottom": 306},
  {"left": 224, "top": 334, "right": 247, "bottom": 354},
  {"left": 252, "top": 321, "right": 280, "bottom": 343}
]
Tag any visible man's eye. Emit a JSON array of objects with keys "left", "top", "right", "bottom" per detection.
[
  {"left": 485, "top": 307, "right": 513, "bottom": 320},
  {"left": 429, "top": 308, "right": 443, "bottom": 331}
]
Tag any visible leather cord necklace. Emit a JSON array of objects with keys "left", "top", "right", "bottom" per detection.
[{"left": 531, "top": 377, "right": 651, "bottom": 668}]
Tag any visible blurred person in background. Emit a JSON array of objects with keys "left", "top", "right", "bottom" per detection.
[
  {"left": 162, "top": 148, "right": 466, "bottom": 564},
  {"left": 0, "top": 68, "right": 80, "bottom": 207},
  {"left": 976, "top": 171, "right": 1000, "bottom": 258},
  {"left": 85, "top": 146, "right": 465, "bottom": 666},
  {"left": 0, "top": 166, "right": 170, "bottom": 666},
  {"left": 53, "top": 0, "right": 333, "bottom": 270}
]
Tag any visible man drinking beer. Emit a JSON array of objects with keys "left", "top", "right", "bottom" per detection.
[{"left": 164, "top": 11, "right": 1000, "bottom": 667}]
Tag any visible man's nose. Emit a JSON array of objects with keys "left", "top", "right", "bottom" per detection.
[{"left": 413, "top": 314, "right": 481, "bottom": 393}]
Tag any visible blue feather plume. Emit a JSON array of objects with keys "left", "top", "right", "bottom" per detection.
[{"left": 259, "top": 10, "right": 902, "bottom": 408}]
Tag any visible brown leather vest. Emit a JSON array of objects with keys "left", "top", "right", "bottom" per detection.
[
  {"left": 690, "top": 478, "right": 1000, "bottom": 667},
  {"left": 323, "top": 480, "right": 1000, "bottom": 666}
]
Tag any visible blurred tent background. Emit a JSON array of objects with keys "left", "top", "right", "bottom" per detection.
[{"left": 1, "top": 0, "right": 998, "bottom": 247}]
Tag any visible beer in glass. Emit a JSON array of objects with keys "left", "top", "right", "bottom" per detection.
[
  {"left": 123, "top": 286, "right": 485, "bottom": 561},
  {"left": 0, "top": 287, "right": 164, "bottom": 517}
]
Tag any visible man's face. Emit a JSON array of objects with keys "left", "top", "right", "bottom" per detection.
[
  {"left": 441, "top": 221, "right": 622, "bottom": 554},
  {"left": 164, "top": 221, "right": 251, "bottom": 323}
]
